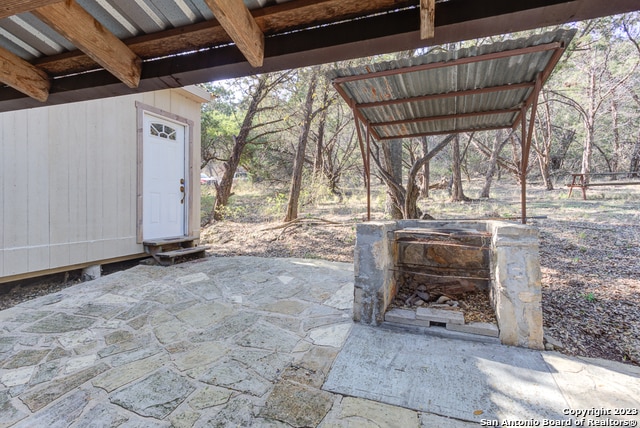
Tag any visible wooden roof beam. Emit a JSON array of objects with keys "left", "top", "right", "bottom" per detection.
[
  {"left": 0, "top": 46, "right": 50, "bottom": 101},
  {"left": 0, "top": 0, "right": 62, "bottom": 19},
  {"left": 32, "top": 0, "right": 141, "bottom": 88},
  {"left": 420, "top": 0, "right": 435, "bottom": 39},
  {"left": 204, "top": 0, "right": 265, "bottom": 68}
]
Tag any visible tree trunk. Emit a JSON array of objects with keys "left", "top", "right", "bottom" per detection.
[
  {"left": 212, "top": 76, "right": 268, "bottom": 221},
  {"left": 284, "top": 72, "right": 318, "bottom": 222},
  {"left": 550, "top": 129, "right": 575, "bottom": 172},
  {"left": 631, "top": 136, "right": 640, "bottom": 178},
  {"left": 382, "top": 139, "right": 404, "bottom": 219},
  {"left": 405, "top": 135, "right": 454, "bottom": 218},
  {"left": 314, "top": 87, "right": 329, "bottom": 178},
  {"left": 531, "top": 91, "right": 555, "bottom": 191},
  {"left": 420, "top": 136, "right": 430, "bottom": 198},
  {"left": 538, "top": 152, "right": 554, "bottom": 191},
  {"left": 480, "top": 130, "right": 508, "bottom": 198},
  {"left": 610, "top": 97, "right": 621, "bottom": 178},
  {"left": 580, "top": 51, "right": 597, "bottom": 183},
  {"left": 450, "top": 135, "right": 469, "bottom": 201}
]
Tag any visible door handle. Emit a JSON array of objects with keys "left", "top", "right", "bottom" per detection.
[{"left": 180, "top": 182, "right": 185, "bottom": 204}]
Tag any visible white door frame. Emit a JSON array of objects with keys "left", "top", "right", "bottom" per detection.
[{"left": 135, "top": 102, "right": 194, "bottom": 243}]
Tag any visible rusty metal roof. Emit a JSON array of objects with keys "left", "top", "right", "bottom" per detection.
[{"left": 329, "top": 29, "right": 576, "bottom": 140}]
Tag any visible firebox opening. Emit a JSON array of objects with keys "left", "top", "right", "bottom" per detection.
[{"left": 385, "top": 227, "right": 498, "bottom": 337}]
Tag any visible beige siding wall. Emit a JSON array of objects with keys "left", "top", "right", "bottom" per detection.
[{"left": 0, "top": 88, "right": 205, "bottom": 280}]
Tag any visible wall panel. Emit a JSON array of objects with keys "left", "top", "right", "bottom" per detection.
[
  {"left": 67, "top": 102, "right": 88, "bottom": 265},
  {"left": 1, "top": 88, "right": 205, "bottom": 280},
  {"left": 27, "top": 108, "right": 50, "bottom": 271},
  {"left": 3, "top": 112, "right": 29, "bottom": 275},
  {"left": 85, "top": 99, "right": 104, "bottom": 262}
]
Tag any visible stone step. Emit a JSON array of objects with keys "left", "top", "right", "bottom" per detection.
[
  {"left": 416, "top": 307, "right": 464, "bottom": 325},
  {"left": 385, "top": 308, "right": 498, "bottom": 338},
  {"left": 385, "top": 308, "right": 429, "bottom": 327}
]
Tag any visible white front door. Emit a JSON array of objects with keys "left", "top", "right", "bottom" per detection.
[{"left": 142, "top": 113, "right": 187, "bottom": 240}]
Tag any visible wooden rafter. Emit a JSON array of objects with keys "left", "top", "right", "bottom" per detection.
[
  {"left": 204, "top": 0, "right": 265, "bottom": 68},
  {"left": 32, "top": 0, "right": 141, "bottom": 88},
  {"left": 34, "top": 0, "right": 413, "bottom": 76},
  {"left": 0, "top": 0, "right": 61, "bottom": 19},
  {"left": 0, "top": 46, "right": 49, "bottom": 101},
  {"left": 420, "top": 0, "right": 435, "bottom": 39}
]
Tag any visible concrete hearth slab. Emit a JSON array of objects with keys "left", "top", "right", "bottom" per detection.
[
  {"left": 447, "top": 321, "right": 500, "bottom": 337},
  {"left": 324, "top": 324, "right": 576, "bottom": 423}
]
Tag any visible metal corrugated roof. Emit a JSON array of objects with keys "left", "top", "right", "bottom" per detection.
[
  {"left": 0, "top": 0, "right": 293, "bottom": 61},
  {"left": 329, "top": 29, "right": 576, "bottom": 140}
]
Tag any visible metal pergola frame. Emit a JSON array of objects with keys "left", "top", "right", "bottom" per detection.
[{"left": 331, "top": 34, "right": 572, "bottom": 224}]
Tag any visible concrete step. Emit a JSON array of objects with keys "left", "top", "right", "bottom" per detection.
[{"left": 447, "top": 322, "right": 499, "bottom": 337}]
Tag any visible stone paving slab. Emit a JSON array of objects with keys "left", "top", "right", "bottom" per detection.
[
  {"left": 1, "top": 255, "right": 638, "bottom": 427},
  {"left": 0, "top": 257, "right": 356, "bottom": 427}
]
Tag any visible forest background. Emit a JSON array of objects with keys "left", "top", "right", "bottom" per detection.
[
  {"left": 199, "top": 14, "right": 640, "bottom": 224},
  {"left": 195, "top": 14, "right": 640, "bottom": 366}
]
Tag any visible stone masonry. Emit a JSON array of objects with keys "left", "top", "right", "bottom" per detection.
[
  {"left": 354, "top": 220, "right": 544, "bottom": 349},
  {"left": 487, "top": 222, "right": 544, "bottom": 349}
]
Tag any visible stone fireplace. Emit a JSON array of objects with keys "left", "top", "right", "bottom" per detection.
[{"left": 353, "top": 220, "right": 543, "bottom": 349}]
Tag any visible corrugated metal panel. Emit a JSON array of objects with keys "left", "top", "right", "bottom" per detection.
[
  {"left": 0, "top": 0, "right": 295, "bottom": 61},
  {"left": 330, "top": 29, "right": 576, "bottom": 138}
]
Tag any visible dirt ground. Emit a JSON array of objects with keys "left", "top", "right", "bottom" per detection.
[
  {"left": 2, "top": 181, "right": 639, "bottom": 366},
  {"left": 199, "top": 182, "right": 640, "bottom": 366}
]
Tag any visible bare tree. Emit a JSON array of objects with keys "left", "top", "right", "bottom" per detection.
[
  {"left": 211, "top": 72, "right": 292, "bottom": 221},
  {"left": 550, "top": 20, "right": 639, "bottom": 182},
  {"left": 284, "top": 69, "right": 320, "bottom": 222},
  {"left": 316, "top": 104, "right": 359, "bottom": 196},
  {"left": 478, "top": 129, "right": 510, "bottom": 197},
  {"left": 419, "top": 137, "right": 431, "bottom": 198},
  {"left": 404, "top": 135, "right": 454, "bottom": 218},
  {"left": 531, "top": 91, "right": 556, "bottom": 190},
  {"left": 369, "top": 134, "right": 452, "bottom": 219},
  {"left": 450, "top": 135, "right": 470, "bottom": 201},
  {"left": 381, "top": 139, "right": 404, "bottom": 219}
]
